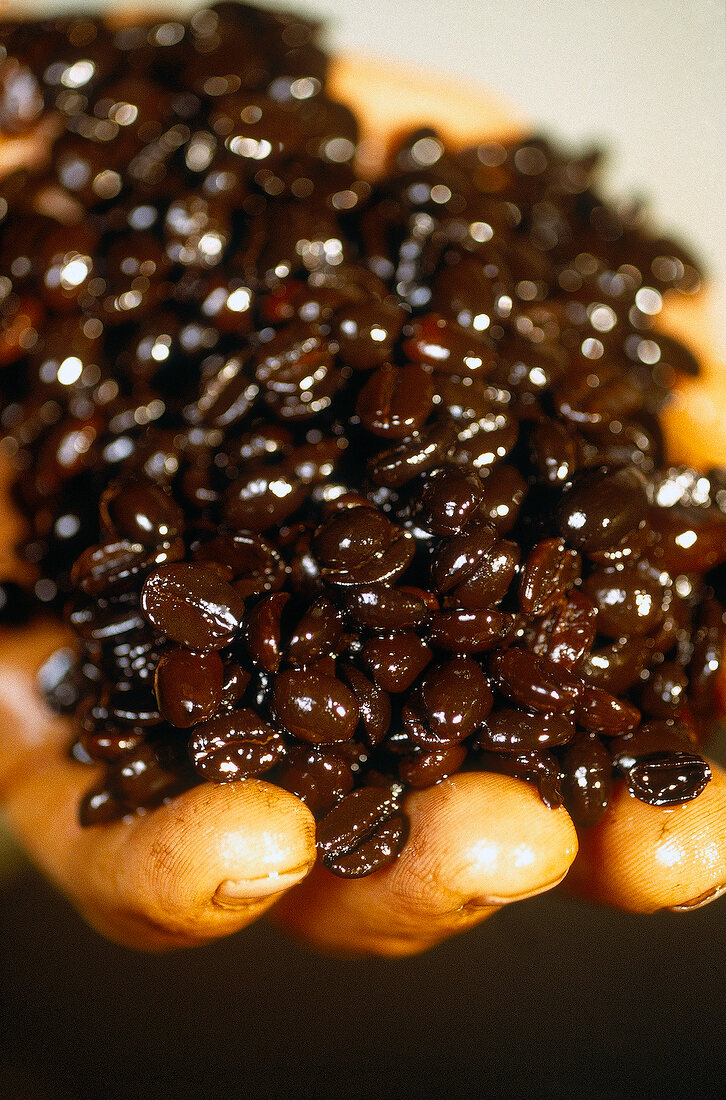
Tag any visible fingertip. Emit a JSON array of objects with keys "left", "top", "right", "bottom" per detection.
[{"left": 568, "top": 762, "right": 726, "bottom": 914}]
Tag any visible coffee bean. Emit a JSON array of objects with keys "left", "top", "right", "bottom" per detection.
[
  {"left": 362, "top": 632, "right": 432, "bottom": 692},
  {"left": 141, "top": 563, "right": 246, "bottom": 649},
  {"left": 556, "top": 465, "right": 648, "bottom": 551},
  {"left": 581, "top": 566, "right": 665, "bottom": 638},
  {"left": 475, "top": 709, "right": 575, "bottom": 752},
  {"left": 428, "top": 608, "right": 515, "bottom": 652},
  {"left": 316, "top": 785, "right": 409, "bottom": 878},
  {"left": 285, "top": 597, "right": 343, "bottom": 667},
  {"left": 244, "top": 591, "right": 290, "bottom": 672},
  {"left": 190, "top": 709, "right": 285, "bottom": 781},
  {"left": 411, "top": 465, "right": 484, "bottom": 537},
  {"left": 313, "top": 506, "right": 391, "bottom": 568},
  {"left": 339, "top": 662, "right": 391, "bottom": 746},
  {"left": 639, "top": 661, "right": 688, "bottom": 719},
  {"left": 154, "top": 646, "right": 223, "bottom": 728},
  {"left": 273, "top": 668, "right": 359, "bottom": 742},
  {"left": 71, "top": 538, "right": 185, "bottom": 597},
  {"left": 519, "top": 538, "right": 580, "bottom": 616},
  {"left": 407, "top": 656, "right": 493, "bottom": 746},
  {"left": 366, "top": 418, "right": 457, "bottom": 489},
  {"left": 402, "top": 312, "right": 496, "bottom": 376},
  {"left": 477, "top": 748, "right": 564, "bottom": 809},
  {"left": 398, "top": 744, "right": 467, "bottom": 787},
  {"left": 530, "top": 592, "right": 598, "bottom": 669},
  {"left": 560, "top": 733, "right": 612, "bottom": 827},
  {"left": 490, "top": 648, "right": 581, "bottom": 712},
  {"left": 580, "top": 636, "right": 653, "bottom": 695},
  {"left": 357, "top": 363, "right": 434, "bottom": 439},
  {"left": 342, "top": 584, "right": 429, "bottom": 632},
  {"left": 574, "top": 685, "right": 641, "bottom": 735},
  {"left": 275, "top": 745, "right": 355, "bottom": 816},
  {"left": 100, "top": 478, "right": 185, "bottom": 546},
  {"left": 333, "top": 300, "right": 406, "bottom": 370},
  {"left": 625, "top": 752, "right": 711, "bottom": 807}
]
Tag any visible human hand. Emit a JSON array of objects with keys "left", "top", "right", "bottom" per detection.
[{"left": 1, "top": 54, "right": 725, "bottom": 955}]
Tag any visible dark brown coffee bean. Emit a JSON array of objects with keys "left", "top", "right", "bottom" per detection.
[
  {"left": 71, "top": 538, "right": 185, "bottom": 597},
  {"left": 560, "top": 733, "right": 612, "bottom": 827},
  {"left": 687, "top": 599, "right": 725, "bottom": 715},
  {"left": 402, "top": 312, "right": 496, "bottom": 376},
  {"left": 428, "top": 609, "right": 515, "bottom": 653},
  {"left": 339, "top": 662, "right": 391, "bottom": 746},
  {"left": 356, "top": 363, "right": 434, "bottom": 439},
  {"left": 141, "top": 563, "right": 246, "bottom": 649},
  {"left": 448, "top": 538, "right": 520, "bottom": 610},
  {"left": 475, "top": 465, "right": 527, "bottom": 534},
  {"left": 530, "top": 418, "right": 578, "bottom": 486},
  {"left": 223, "top": 469, "right": 306, "bottom": 532},
  {"left": 273, "top": 668, "right": 359, "bottom": 743},
  {"left": 342, "top": 584, "right": 428, "bottom": 632},
  {"left": 531, "top": 592, "right": 598, "bottom": 669},
  {"left": 581, "top": 565, "right": 665, "bottom": 638},
  {"left": 398, "top": 744, "right": 467, "bottom": 787},
  {"left": 475, "top": 709, "right": 575, "bottom": 752},
  {"left": 625, "top": 752, "right": 711, "bottom": 807},
  {"left": 407, "top": 657, "right": 493, "bottom": 746},
  {"left": 323, "top": 529, "right": 415, "bottom": 587},
  {"left": 519, "top": 538, "right": 580, "bottom": 616},
  {"left": 109, "top": 742, "right": 187, "bottom": 808},
  {"left": 285, "top": 597, "right": 343, "bottom": 667},
  {"left": 193, "top": 532, "right": 285, "bottom": 599},
  {"left": 79, "top": 784, "right": 127, "bottom": 827},
  {"left": 154, "top": 646, "right": 223, "bottom": 728},
  {"left": 316, "top": 785, "right": 409, "bottom": 878},
  {"left": 476, "top": 749, "right": 564, "bottom": 809},
  {"left": 580, "top": 636, "right": 653, "bottom": 694},
  {"left": 79, "top": 725, "right": 146, "bottom": 764},
  {"left": 490, "top": 648, "right": 581, "bottom": 712},
  {"left": 69, "top": 601, "right": 147, "bottom": 644},
  {"left": 313, "top": 505, "right": 390, "bottom": 568},
  {"left": 411, "top": 465, "right": 484, "bottom": 537},
  {"left": 647, "top": 505, "right": 726, "bottom": 575},
  {"left": 333, "top": 300, "right": 406, "bottom": 370},
  {"left": 575, "top": 685, "right": 641, "bottom": 735},
  {"left": 362, "top": 633, "right": 432, "bottom": 692},
  {"left": 367, "top": 418, "right": 457, "bottom": 488},
  {"left": 556, "top": 465, "right": 648, "bottom": 551},
  {"left": 190, "top": 709, "right": 285, "bottom": 781},
  {"left": 244, "top": 591, "right": 290, "bottom": 672},
  {"left": 275, "top": 746, "right": 355, "bottom": 816},
  {"left": 639, "top": 661, "right": 688, "bottom": 718},
  {"left": 192, "top": 355, "right": 259, "bottom": 429},
  {"left": 609, "top": 721, "right": 698, "bottom": 772},
  {"left": 218, "top": 661, "right": 252, "bottom": 712},
  {"left": 100, "top": 479, "right": 185, "bottom": 546},
  {"left": 431, "top": 521, "right": 498, "bottom": 593}
]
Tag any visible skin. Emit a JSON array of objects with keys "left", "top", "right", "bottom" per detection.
[{"left": 1, "top": 53, "right": 725, "bottom": 955}]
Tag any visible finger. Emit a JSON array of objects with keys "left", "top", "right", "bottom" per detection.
[
  {"left": 0, "top": 620, "right": 317, "bottom": 951},
  {"left": 565, "top": 763, "right": 726, "bottom": 913},
  {"left": 274, "top": 772, "right": 578, "bottom": 957}
]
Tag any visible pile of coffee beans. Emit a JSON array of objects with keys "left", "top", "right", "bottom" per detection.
[{"left": 1, "top": 3, "right": 725, "bottom": 878}]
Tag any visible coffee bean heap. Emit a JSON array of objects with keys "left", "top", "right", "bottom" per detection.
[{"left": 1, "top": 3, "right": 725, "bottom": 879}]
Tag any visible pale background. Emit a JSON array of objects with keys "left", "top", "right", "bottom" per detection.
[{"left": 4, "top": 0, "right": 726, "bottom": 310}]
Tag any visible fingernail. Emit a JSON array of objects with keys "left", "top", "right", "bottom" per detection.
[
  {"left": 213, "top": 862, "right": 312, "bottom": 909},
  {"left": 669, "top": 882, "right": 726, "bottom": 912},
  {"left": 470, "top": 868, "right": 570, "bottom": 907}
]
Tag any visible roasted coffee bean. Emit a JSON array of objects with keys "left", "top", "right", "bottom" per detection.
[
  {"left": 218, "top": 661, "right": 252, "bottom": 712},
  {"left": 476, "top": 749, "right": 564, "bottom": 809},
  {"left": 609, "top": 721, "right": 698, "bottom": 772},
  {"left": 193, "top": 532, "right": 285, "bottom": 599},
  {"left": 141, "top": 563, "right": 246, "bottom": 649},
  {"left": 273, "top": 668, "right": 358, "bottom": 743},
  {"left": 431, "top": 521, "right": 498, "bottom": 593},
  {"left": 71, "top": 538, "right": 185, "bottom": 597},
  {"left": 356, "top": 363, "right": 434, "bottom": 439},
  {"left": 341, "top": 584, "right": 429, "bottom": 632},
  {"left": 639, "top": 661, "right": 688, "bottom": 718},
  {"left": 475, "top": 709, "right": 575, "bottom": 752},
  {"left": 398, "top": 743, "right": 467, "bottom": 787},
  {"left": 244, "top": 591, "right": 290, "bottom": 672},
  {"left": 189, "top": 709, "right": 285, "bottom": 781},
  {"left": 530, "top": 418, "right": 578, "bottom": 486},
  {"left": 154, "top": 646, "right": 223, "bottom": 728},
  {"left": 362, "top": 632, "right": 432, "bottom": 692},
  {"left": 99, "top": 479, "right": 185, "bottom": 546},
  {"left": 556, "top": 465, "right": 648, "bottom": 551},
  {"left": 316, "top": 785, "right": 409, "bottom": 877},
  {"left": 647, "top": 504, "right": 726, "bottom": 575},
  {"left": 223, "top": 468, "right": 306, "bottom": 531},
  {"left": 519, "top": 538, "right": 580, "bottom": 616},
  {"left": 69, "top": 600, "right": 147, "bottom": 644},
  {"left": 79, "top": 725, "right": 146, "bottom": 764},
  {"left": 575, "top": 685, "right": 641, "bottom": 736},
  {"left": 79, "top": 784, "right": 127, "bottom": 827},
  {"left": 275, "top": 745, "right": 355, "bottom": 816},
  {"left": 402, "top": 312, "right": 496, "bottom": 376},
  {"left": 580, "top": 636, "right": 653, "bottom": 695},
  {"left": 530, "top": 592, "right": 598, "bottom": 669},
  {"left": 411, "top": 465, "right": 484, "bottom": 537},
  {"left": 625, "top": 751, "right": 711, "bottom": 807},
  {"left": 581, "top": 566, "right": 665, "bottom": 638},
  {"left": 406, "top": 656, "right": 493, "bottom": 746},
  {"left": 313, "top": 505, "right": 391, "bottom": 568},
  {"left": 687, "top": 599, "right": 726, "bottom": 715},
  {"left": 323, "top": 528, "right": 415, "bottom": 587},
  {"left": 428, "top": 608, "right": 515, "bottom": 652},
  {"left": 448, "top": 539, "right": 520, "bottom": 609},
  {"left": 559, "top": 733, "right": 612, "bottom": 827},
  {"left": 475, "top": 465, "right": 527, "bottom": 534},
  {"left": 285, "top": 597, "right": 343, "bottom": 666},
  {"left": 490, "top": 648, "right": 581, "bottom": 712},
  {"left": 366, "top": 418, "right": 458, "bottom": 489},
  {"left": 109, "top": 742, "right": 187, "bottom": 808},
  {"left": 339, "top": 662, "right": 391, "bottom": 746},
  {"left": 333, "top": 300, "right": 406, "bottom": 370}
]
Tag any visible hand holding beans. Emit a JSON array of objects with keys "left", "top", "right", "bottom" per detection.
[{"left": 1, "top": 8, "right": 726, "bottom": 956}]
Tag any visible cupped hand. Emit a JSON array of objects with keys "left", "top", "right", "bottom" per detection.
[{"left": 1, "top": 56, "right": 725, "bottom": 955}]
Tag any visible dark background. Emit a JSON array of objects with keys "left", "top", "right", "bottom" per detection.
[{"left": 0, "top": 853, "right": 724, "bottom": 1100}]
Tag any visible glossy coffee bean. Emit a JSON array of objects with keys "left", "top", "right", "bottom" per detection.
[
  {"left": 556, "top": 465, "right": 648, "bottom": 551},
  {"left": 475, "top": 709, "right": 575, "bottom": 752},
  {"left": 475, "top": 465, "right": 527, "bottom": 534},
  {"left": 100, "top": 479, "right": 185, "bottom": 547},
  {"left": 313, "top": 505, "right": 390, "bottom": 569},
  {"left": 625, "top": 752, "right": 711, "bottom": 807},
  {"left": 519, "top": 538, "right": 580, "bottom": 616},
  {"left": 285, "top": 597, "right": 343, "bottom": 667},
  {"left": 639, "top": 661, "right": 688, "bottom": 718},
  {"left": 574, "top": 685, "right": 641, "bottom": 735},
  {"left": 341, "top": 584, "right": 428, "bottom": 633},
  {"left": 411, "top": 465, "right": 484, "bottom": 537},
  {"left": 154, "top": 645, "right": 223, "bottom": 728},
  {"left": 476, "top": 748, "right": 564, "bottom": 810},
  {"left": 581, "top": 566, "right": 665, "bottom": 638},
  {"left": 316, "top": 785, "right": 409, "bottom": 878},
  {"left": 244, "top": 591, "right": 290, "bottom": 672},
  {"left": 275, "top": 745, "right": 355, "bottom": 816},
  {"left": 109, "top": 742, "right": 187, "bottom": 808},
  {"left": 560, "top": 733, "right": 612, "bottom": 827},
  {"left": 70, "top": 538, "right": 183, "bottom": 597},
  {"left": 530, "top": 418, "right": 578, "bottom": 486},
  {"left": 366, "top": 418, "right": 457, "bottom": 489},
  {"left": 428, "top": 609, "right": 515, "bottom": 653},
  {"left": 402, "top": 312, "right": 495, "bottom": 376},
  {"left": 362, "top": 632, "right": 432, "bottom": 692},
  {"left": 356, "top": 363, "right": 434, "bottom": 440},
  {"left": 530, "top": 592, "right": 598, "bottom": 670},
  {"left": 490, "top": 648, "right": 581, "bottom": 712},
  {"left": 339, "top": 662, "right": 391, "bottom": 746},
  {"left": 333, "top": 300, "right": 406, "bottom": 370},
  {"left": 398, "top": 743, "right": 467, "bottom": 787},
  {"left": 580, "top": 636, "right": 653, "bottom": 695},
  {"left": 141, "top": 563, "right": 246, "bottom": 650},
  {"left": 189, "top": 709, "right": 285, "bottom": 781},
  {"left": 273, "top": 668, "right": 358, "bottom": 743},
  {"left": 431, "top": 521, "right": 498, "bottom": 593},
  {"left": 406, "top": 656, "right": 492, "bottom": 746}
]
